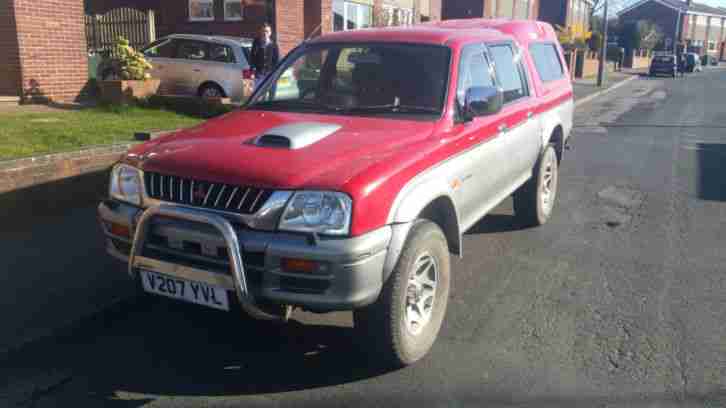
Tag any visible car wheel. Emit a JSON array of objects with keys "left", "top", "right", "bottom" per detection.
[
  {"left": 199, "top": 84, "right": 225, "bottom": 99},
  {"left": 353, "top": 220, "right": 450, "bottom": 367},
  {"left": 513, "top": 144, "right": 559, "bottom": 226}
]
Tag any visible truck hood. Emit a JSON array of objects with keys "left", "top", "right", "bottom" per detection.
[{"left": 129, "top": 110, "right": 436, "bottom": 191}]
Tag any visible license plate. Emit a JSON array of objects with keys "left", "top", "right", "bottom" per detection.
[{"left": 140, "top": 270, "right": 229, "bottom": 311}]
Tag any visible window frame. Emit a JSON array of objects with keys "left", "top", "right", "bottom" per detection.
[
  {"left": 485, "top": 41, "right": 531, "bottom": 106},
  {"left": 223, "top": 0, "right": 243, "bottom": 21},
  {"left": 189, "top": 0, "right": 214, "bottom": 22},
  {"left": 333, "top": 0, "right": 374, "bottom": 32},
  {"left": 528, "top": 41, "right": 565, "bottom": 83},
  {"left": 455, "top": 42, "right": 497, "bottom": 115}
]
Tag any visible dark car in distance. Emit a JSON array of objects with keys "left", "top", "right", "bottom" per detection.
[{"left": 649, "top": 54, "right": 677, "bottom": 77}]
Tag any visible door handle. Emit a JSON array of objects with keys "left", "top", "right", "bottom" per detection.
[
  {"left": 498, "top": 124, "right": 508, "bottom": 133},
  {"left": 193, "top": 69, "right": 201, "bottom": 72}
]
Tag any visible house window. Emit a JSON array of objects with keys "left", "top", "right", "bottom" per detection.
[
  {"left": 224, "top": 0, "right": 243, "bottom": 21},
  {"left": 189, "top": 0, "right": 214, "bottom": 21},
  {"left": 333, "top": 0, "right": 373, "bottom": 32},
  {"left": 382, "top": 5, "right": 413, "bottom": 26}
]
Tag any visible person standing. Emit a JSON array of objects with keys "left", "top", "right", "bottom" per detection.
[{"left": 250, "top": 23, "right": 280, "bottom": 89}]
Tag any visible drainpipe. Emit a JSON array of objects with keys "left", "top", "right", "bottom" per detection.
[{"left": 675, "top": 9, "right": 681, "bottom": 54}]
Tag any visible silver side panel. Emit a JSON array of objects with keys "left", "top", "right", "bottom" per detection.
[{"left": 541, "top": 98, "right": 574, "bottom": 148}]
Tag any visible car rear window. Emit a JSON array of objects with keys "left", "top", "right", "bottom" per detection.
[
  {"left": 653, "top": 56, "right": 674, "bottom": 63},
  {"left": 529, "top": 43, "right": 564, "bottom": 82}
]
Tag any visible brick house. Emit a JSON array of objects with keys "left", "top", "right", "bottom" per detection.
[
  {"left": 0, "top": 0, "right": 440, "bottom": 103},
  {"left": 538, "top": 0, "right": 593, "bottom": 30},
  {"left": 441, "top": 0, "right": 541, "bottom": 20},
  {"left": 618, "top": 0, "right": 726, "bottom": 58},
  {"left": 86, "top": 0, "right": 441, "bottom": 53}
]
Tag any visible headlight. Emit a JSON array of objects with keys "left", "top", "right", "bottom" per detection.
[
  {"left": 278, "top": 191, "right": 352, "bottom": 236},
  {"left": 109, "top": 164, "right": 143, "bottom": 206}
]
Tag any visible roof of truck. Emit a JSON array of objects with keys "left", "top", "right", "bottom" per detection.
[{"left": 309, "top": 19, "right": 555, "bottom": 47}]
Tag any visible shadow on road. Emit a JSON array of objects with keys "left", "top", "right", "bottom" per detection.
[
  {"left": 1, "top": 298, "right": 393, "bottom": 405},
  {"left": 465, "top": 213, "right": 529, "bottom": 235},
  {"left": 696, "top": 143, "right": 726, "bottom": 201}
]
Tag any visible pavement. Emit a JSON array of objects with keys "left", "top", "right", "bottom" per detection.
[
  {"left": 572, "top": 69, "right": 641, "bottom": 102},
  {"left": 3, "top": 71, "right": 726, "bottom": 407}
]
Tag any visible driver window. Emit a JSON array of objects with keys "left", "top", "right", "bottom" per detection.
[{"left": 456, "top": 44, "right": 495, "bottom": 108}]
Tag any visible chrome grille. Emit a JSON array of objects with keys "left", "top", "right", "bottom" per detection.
[{"left": 144, "top": 172, "right": 272, "bottom": 215}]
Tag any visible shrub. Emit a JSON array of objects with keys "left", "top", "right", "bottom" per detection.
[{"left": 114, "top": 37, "right": 153, "bottom": 80}]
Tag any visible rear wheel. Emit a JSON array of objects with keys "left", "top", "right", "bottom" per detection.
[
  {"left": 354, "top": 220, "right": 450, "bottom": 367},
  {"left": 199, "top": 83, "right": 225, "bottom": 99},
  {"left": 513, "top": 145, "right": 559, "bottom": 226}
]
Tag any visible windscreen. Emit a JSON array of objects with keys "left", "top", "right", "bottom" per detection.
[{"left": 247, "top": 43, "right": 451, "bottom": 118}]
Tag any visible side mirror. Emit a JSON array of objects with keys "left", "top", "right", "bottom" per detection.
[{"left": 463, "top": 86, "right": 503, "bottom": 120}]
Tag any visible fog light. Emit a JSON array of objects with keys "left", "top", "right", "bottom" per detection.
[
  {"left": 281, "top": 258, "right": 319, "bottom": 274},
  {"left": 107, "top": 222, "right": 131, "bottom": 238}
]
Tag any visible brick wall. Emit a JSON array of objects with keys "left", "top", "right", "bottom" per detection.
[
  {"left": 275, "top": 0, "right": 304, "bottom": 55},
  {"left": 304, "top": 0, "right": 322, "bottom": 38},
  {"left": 0, "top": 0, "right": 21, "bottom": 96},
  {"left": 14, "top": 0, "right": 88, "bottom": 102},
  {"left": 320, "top": 0, "right": 332, "bottom": 34}
]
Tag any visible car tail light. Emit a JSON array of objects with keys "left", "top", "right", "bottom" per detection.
[{"left": 242, "top": 69, "right": 254, "bottom": 79}]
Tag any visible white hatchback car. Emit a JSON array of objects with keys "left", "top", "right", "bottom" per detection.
[{"left": 98, "top": 34, "right": 254, "bottom": 102}]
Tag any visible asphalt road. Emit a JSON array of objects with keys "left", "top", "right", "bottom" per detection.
[{"left": 2, "top": 70, "right": 726, "bottom": 408}]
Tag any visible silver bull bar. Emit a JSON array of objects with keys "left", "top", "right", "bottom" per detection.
[{"left": 128, "top": 204, "right": 281, "bottom": 321}]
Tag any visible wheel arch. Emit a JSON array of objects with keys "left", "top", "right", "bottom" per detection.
[
  {"left": 547, "top": 124, "right": 565, "bottom": 163},
  {"left": 384, "top": 188, "right": 462, "bottom": 283}
]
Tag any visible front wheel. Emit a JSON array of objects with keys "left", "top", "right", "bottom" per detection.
[
  {"left": 354, "top": 220, "right": 450, "bottom": 367},
  {"left": 513, "top": 145, "right": 559, "bottom": 226}
]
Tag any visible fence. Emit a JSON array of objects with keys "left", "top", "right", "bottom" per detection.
[{"left": 85, "top": 8, "right": 156, "bottom": 56}]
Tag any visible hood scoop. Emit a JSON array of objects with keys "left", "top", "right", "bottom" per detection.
[{"left": 253, "top": 122, "right": 342, "bottom": 150}]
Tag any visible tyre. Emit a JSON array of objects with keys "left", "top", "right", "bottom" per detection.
[
  {"left": 353, "top": 220, "right": 450, "bottom": 367},
  {"left": 513, "top": 144, "right": 559, "bottom": 226},
  {"left": 199, "top": 83, "right": 225, "bottom": 99}
]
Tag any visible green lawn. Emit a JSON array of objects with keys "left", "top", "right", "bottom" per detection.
[{"left": 0, "top": 105, "right": 204, "bottom": 160}]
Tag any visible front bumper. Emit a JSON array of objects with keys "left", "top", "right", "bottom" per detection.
[{"left": 98, "top": 200, "right": 391, "bottom": 314}]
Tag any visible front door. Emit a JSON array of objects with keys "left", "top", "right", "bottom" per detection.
[
  {"left": 173, "top": 39, "right": 210, "bottom": 96},
  {"left": 142, "top": 38, "right": 179, "bottom": 95},
  {"left": 449, "top": 43, "right": 511, "bottom": 229}
]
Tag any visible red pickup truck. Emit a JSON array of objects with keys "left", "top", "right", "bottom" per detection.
[{"left": 98, "top": 19, "right": 573, "bottom": 366}]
